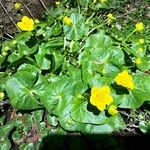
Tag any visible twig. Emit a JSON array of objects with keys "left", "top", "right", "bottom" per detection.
[
  {"left": 19, "top": 0, "right": 34, "bottom": 18},
  {"left": 39, "top": 0, "right": 50, "bottom": 14},
  {"left": 5, "top": 33, "right": 13, "bottom": 39},
  {"left": 117, "top": 9, "right": 135, "bottom": 19},
  {"left": 0, "top": 1, "right": 19, "bottom": 30},
  {"left": 127, "top": 124, "right": 138, "bottom": 128}
]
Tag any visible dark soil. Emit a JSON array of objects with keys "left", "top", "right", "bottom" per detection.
[{"left": 0, "top": 0, "right": 55, "bottom": 41}]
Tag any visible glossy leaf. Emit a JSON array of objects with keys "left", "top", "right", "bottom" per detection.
[
  {"left": 71, "top": 97, "right": 108, "bottom": 124},
  {"left": 5, "top": 68, "right": 49, "bottom": 110},
  {"left": 64, "top": 13, "right": 88, "bottom": 41}
]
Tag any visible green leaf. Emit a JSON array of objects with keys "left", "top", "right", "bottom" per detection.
[
  {"left": 41, "top": 76, "right": 87, "bottom": 116},
  {"left": 51, "top": 51, "right": 64, "bottom": 71},
  {"left": 8, "top": 39, "right": 38, "bottom": 64},
  {"left": 82, "top": 114, "right": 125, "bottom": 134},
  {"left": 80, "top": 33, "right": 124, "bottom": 84},
  {"left": 59, "top": 104, "right": 86, "bottom": 131},
  {"left": 0, "top": 72, "right": 9, "bottom": 91},
  {"left": 71, "top": 97, "right": 108, "bottom": 124},
  {"left": 32, "top": 110, "right": 44, "bottom": 123},
  {"left": 41, "top": 76, "right": 87, "bottom": 131},
  {"left": 79, "top": 0, "right": 92, "bottom": 7},
  {"left": 35, "top": 47, "right": 51, "bottom": 70},
  {"left": 0, "top": 139, "right": 11, "bottom": 150},
  {"left": 0, "top": 55, "right": 5, "bottom": 66},
  {"left": 15, "top": 32, "right": 32, "bottom": 41},
  {"left": 83, "top": 124, "right": 113, "bottom": 134},
  {"left": 136, "top": 57, "right": 150, "bottom": 72},
  {"left": 5, "top": 68, "right": 49, "bottom": 110},
  {"left": 0, "top": 121, "right": 15, "bottom": 141},
  {"left": 64, "top": 13, "right": 88, "bottom": 41},
  {"left": 12, "top": 131, "right": 22, "bottom": 141},
  {"left": 88, "top": 73, "right": 112, "bottom": 88},
  {"left": 108, "top": 114, "right": 126, "bottom": 131},
  {"left": 0, "top": 116, "right": 5, "bottom": 125},
  {"left": 17, "top": 63, "right": 41, "bottom": 73},
  {"left": 44, "top": 37, "right": 64, "bottom": 51},
  {"left": 84, "top": 33, "right": 113, "bottom": 50},
  {"left": 66, "top": 67, "right": 82, "bottom": 79},
  {"left": 47, "top": 115, "right": 58, "bottom": 127},
  {"left": 52, "top": 22, "right": 62, "bottom": 36},
  {"left": 19, "top": 143, "right": 35, "bottom": 150},
  {"left": 139, "top": 121, "right": 150, "bottom": 133}
]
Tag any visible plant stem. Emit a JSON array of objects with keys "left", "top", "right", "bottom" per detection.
[
  {"left": 123, "top": 29, "right": 136, "bottom": 44},
  {"left": 85, "top": 13, "right": 95, "bottom": 24}
]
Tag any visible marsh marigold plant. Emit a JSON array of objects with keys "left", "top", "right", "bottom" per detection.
[
  {"left": 17, "top": 16, "right": 34, "bottom": 31},
  {"left": 115, "top": 70, "right": 134, "bottom": 90},
  {"left": 90, "top": 86, "right": 113, "bottom": 111}
]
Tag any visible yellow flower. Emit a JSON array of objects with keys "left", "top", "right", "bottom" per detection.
[
  {"left": 14, "top": 2, "right": 22, "bottom": 10},
  {"left": 63, "top": 16, "right": 73, "bottom": 25},
  {"left": 99, "top": 0, "right": 108, "bottom": 3},
  {"left": 135, "top": 58, "right": 142, "bottom": 65},
  {"left": 138, "top": 39, "right": 144, "bottom": 45},
  {"left": 114, "top": 70, "right": 134, "bottom": 90},
  {"left": 0, "top": 92, "right": 4, "bottom": 99},
  {"left": 135, "top": 22, "right": 144, "bottom": 31},
  {"left": 138, "top": 47, "right": 143, "bottom": 52},
  {"left": 108, "top": 105, "right": 118, "bottom": 115},
  {"left": 17, "top": 16, "right": 34, "bottom": 31},
  {"left": 90, "top": 86, "right": 113, "bottom": 111},
  {"left": 107, "top": 13, "right": 116, "bottom": 23}
]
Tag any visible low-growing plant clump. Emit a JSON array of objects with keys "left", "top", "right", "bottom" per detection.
[{"left": 0, "top": 0, "right": 150, "bottom": 149}]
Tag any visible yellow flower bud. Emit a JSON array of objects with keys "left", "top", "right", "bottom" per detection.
[
  {"left": 99, "top": 0, "right": 108, "bottom": 3},
  {"left": 135, "top": 58, "right": 142, "bottom": 65},
  {"left": 67, "top": 118, "right": 73, "bottom": 124},
  {"left": 4, "top": 46, "right": 9, "bottom": 51},
  {"left": 14, "top": 3, "right": 22, "bottom": 10},
  {"left": 138, "top": 39, "right": 144, "bottom": 45},
  {"left": 93, "top": 0, "right": 97, "bottom": 3},
  {"left": 135, "top": 22, "right": 144, "bottom": 31},
  {"left": 108, "top": 105, "right": 118, "bottom": 115},
  {"left": 12, "top": 40, "right": 17, "bottom": 45},
  {"left": 2, "top": 51, "right": 7, "bottom": 56},
  {"left": 34, "top": 19, "right": 40, "bottom": 24},
  {"left": 138, "top": 47, "right": 143, "bottom": 52},
  {"left": 0, "top": 92, "right": 4, "bottom": 99},
  {"left": 55, "top": 1, "right": 61, "bottom": 5}
]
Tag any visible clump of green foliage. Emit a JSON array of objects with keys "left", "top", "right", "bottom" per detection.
[{"left": 0, "top": 0, "right": 150, "bottom": 148}]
